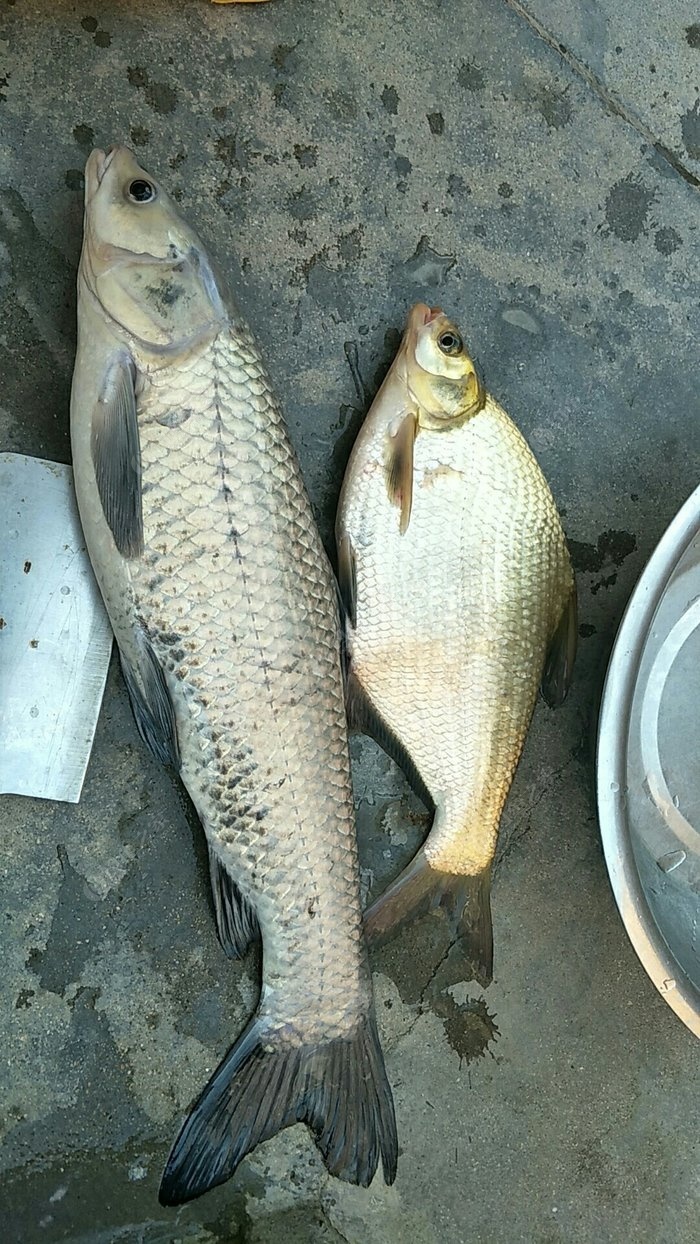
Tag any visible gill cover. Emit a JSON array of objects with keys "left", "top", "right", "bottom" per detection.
[{"left": 81, "top": 146, "right": 227, "bottom": 350}]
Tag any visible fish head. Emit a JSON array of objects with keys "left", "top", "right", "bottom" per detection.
[
  {"left": 81, "top": 146, "right": 227, "bottom": 353},
  {"left": 400, "top": 303, "right": 485, "bottom": 425}
]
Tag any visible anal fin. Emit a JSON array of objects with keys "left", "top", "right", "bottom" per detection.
[
  {"left": 337, "top": 531, "right": 357, "bottom": 629},
  {"left": 209, "top": 847, "right": 259, "bottom": 958},
  {"left": 120, "top": 631, "right": 180, "bottom": 769},
  {"left": 541, "top": 580, "right": 578, "bottom": 708},
  {"left": 364, "top": 850, "right": 493, "bottom": 987}
]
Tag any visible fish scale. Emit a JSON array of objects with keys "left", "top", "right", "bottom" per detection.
[
  {"left": 71, "top": 146, "right": 396, "bottom": 1205},
  {"left": 131, "top": 330, "right": 368, "bottom": 1034}
]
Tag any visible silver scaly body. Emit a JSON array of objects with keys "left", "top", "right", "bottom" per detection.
[{"left": 71, "top": 146, "right": 396, "bottom": 1205}]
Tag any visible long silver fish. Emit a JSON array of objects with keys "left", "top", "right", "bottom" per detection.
[
  {"left": 70, "top": 146, "right": 396, "bottom": 1203},
  {"left": 336, "top": 303, "right": 576, "bottom": 984}
]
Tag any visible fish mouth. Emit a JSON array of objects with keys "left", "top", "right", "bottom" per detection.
[
  {"left": 407, "top": 303, "right": 446, "bottom": 339},
  {"left": 404, "top": 303, "right": 447, "bottom": 355},
  {"left": 96, "top": 146, "right": 120, "bottom": 183},
  {"left": 410, "top": 302, "right": 444, "bottom": 328},
  {"left": 84, "top": 145, "right": 126, "bottom": 203}
]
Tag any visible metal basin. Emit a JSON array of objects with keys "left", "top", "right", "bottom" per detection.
[{"left": 597, "top": 486, "right": 700, "bottom": 1038}]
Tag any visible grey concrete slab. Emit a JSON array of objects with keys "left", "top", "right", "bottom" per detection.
[
  {"left": 0, "top": 2, "right": 698, "bottom": 1242},
  {"left": 506, "top": 0, "right": 700, "bottom": 182}
]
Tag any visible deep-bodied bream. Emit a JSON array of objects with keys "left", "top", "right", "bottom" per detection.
[
  {"left": 336, "top": 303, "right": 576, "bottom": 984},
  {"left": 70, "top": 146, "right": 397, "bottom": 1204}
]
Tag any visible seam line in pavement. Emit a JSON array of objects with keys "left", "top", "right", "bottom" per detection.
[{"left": 502, "top": 0, "right": 700, "bottom": 190}]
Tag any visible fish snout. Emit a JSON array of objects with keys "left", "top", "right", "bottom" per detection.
[
  {"left": 85, "top": 145, "right": 134, "bottom": 198},
  {"left": 409, "top": 302, "right": 444, "bottom": 329}
]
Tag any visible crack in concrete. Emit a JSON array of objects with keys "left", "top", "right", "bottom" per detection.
[
  {"left": 387, "top": 927, "right": 464, "bottom": 1050},
  {"left": 502, "top": 0, "right": 700, "bottom": 189},
  {"left": 496, "top": 738, "right": 584, "bottom": 867}
]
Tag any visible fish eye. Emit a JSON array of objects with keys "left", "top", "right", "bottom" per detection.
[
  {"left": 127, "top": 179, "right": 157, "bottom": 204},
  {"left": 437, "top": 329, "right": 463, "bottom": 356}
]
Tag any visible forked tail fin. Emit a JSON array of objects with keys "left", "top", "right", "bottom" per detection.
[
  {"left": 364, "top": 850, "right": 493, "bottom": 987},
  {"left": 159, "top": 1012, "right": 397, "bottom": 1206}
]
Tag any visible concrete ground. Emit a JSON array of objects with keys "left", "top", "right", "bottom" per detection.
[{"left": 1, "top": 1, "right": 698, "bottom": 1240}]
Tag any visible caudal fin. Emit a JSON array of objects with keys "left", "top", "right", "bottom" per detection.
[
  {"left": 364, "top": 851, "right": 493, "bottom": 987},
  {"left": 159, "top": 1012, "right": 397, "bottom": 1206}
]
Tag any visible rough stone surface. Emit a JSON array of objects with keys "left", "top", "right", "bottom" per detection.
[
  {"left": 1, "top": 2, "right": 698, "bottom": 1241},
  {"left": 508, "top": 0, "right": 700, "bottom": 181}
]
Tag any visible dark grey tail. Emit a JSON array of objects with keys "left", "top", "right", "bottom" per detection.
[
  {"left": 364, "top": 850, "right": 494, "bottom": 987},
  {"left": 159, "top": 1012, "right": 397, "bottom": 1206}
]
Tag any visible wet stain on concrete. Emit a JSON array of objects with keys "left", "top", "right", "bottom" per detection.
[
  {"left": 381, "top": 85, "right": 399, "bottom": 115},
  {"left": 271, "top": 42, "right": 298, "bottom": 72},
  {"left": 288, "top": 185, "right": 317, "bottom": 222},
  {"left": 457, "top": 59, "right": 485, "bottom": 91},
  {"left": 404, "top": 236, "right": 455, "bottom": 286},
  {"left": 569, "top": 529, "right": 637, "bottom": 574},
  {"left": 427, "top": 111, "right": 445, "bottom": 136},
  {"left": 72, "top": 123, "right": 95, "bottom": 150},
  {"left": 332, "top": 403, "right": 365, "bottom": 482},
  {"left": 447, "top": 172, "right": 470, "bottom": 198},
  {"left": 81, "top": 15, "right": 112, "bottom": 47},
  {"left": 130, "top": 125, "right": 151, "bottom": 148},
  {"left": 686, "top": 24, "right": 700, "bottom": 49},
  {"left": 337, "top": 226, "right": 364, "bottom": 263},
  {"left": 26, "top": 846, "right": 104, "bottom": 995},
  {"left": 530, "top": 82, "right": 573, "bottom": 129},
  {"left": 654, "top": 226, "right": 682, "bottom": 255},
  {"left": 127, "top": 66, "right": 177, "bottom": 116},
  {"left": 604, "top": 175, "right": 657, "bottom": 242},
  {"left": 294, "top": 143, "right": 318, "bottom": 168},
  {"left": 680, "top": 100, "right": 700, "bottom": 161},
  {"left": 64, "top": 169, "right": 84, "bottom": 192},
  {"left": 435, "top": 992, "right": 499, "bottom": 1063},
  {"left": 590, "top": 571, "right": 617, "bottom": 595}
]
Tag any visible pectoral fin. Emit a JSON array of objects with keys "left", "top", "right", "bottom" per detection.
[
  {"left": 541, "top": 581, "right": 578, "bottom": 708},
  {"left": 337, "top": 531, "right": 357, "bottom": 629},
  {"left": 91, "top": 353, "right": 143, "bottom": 559},
  {"left": 385, "top": 412, "right": 417, "bottom": 535}
]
